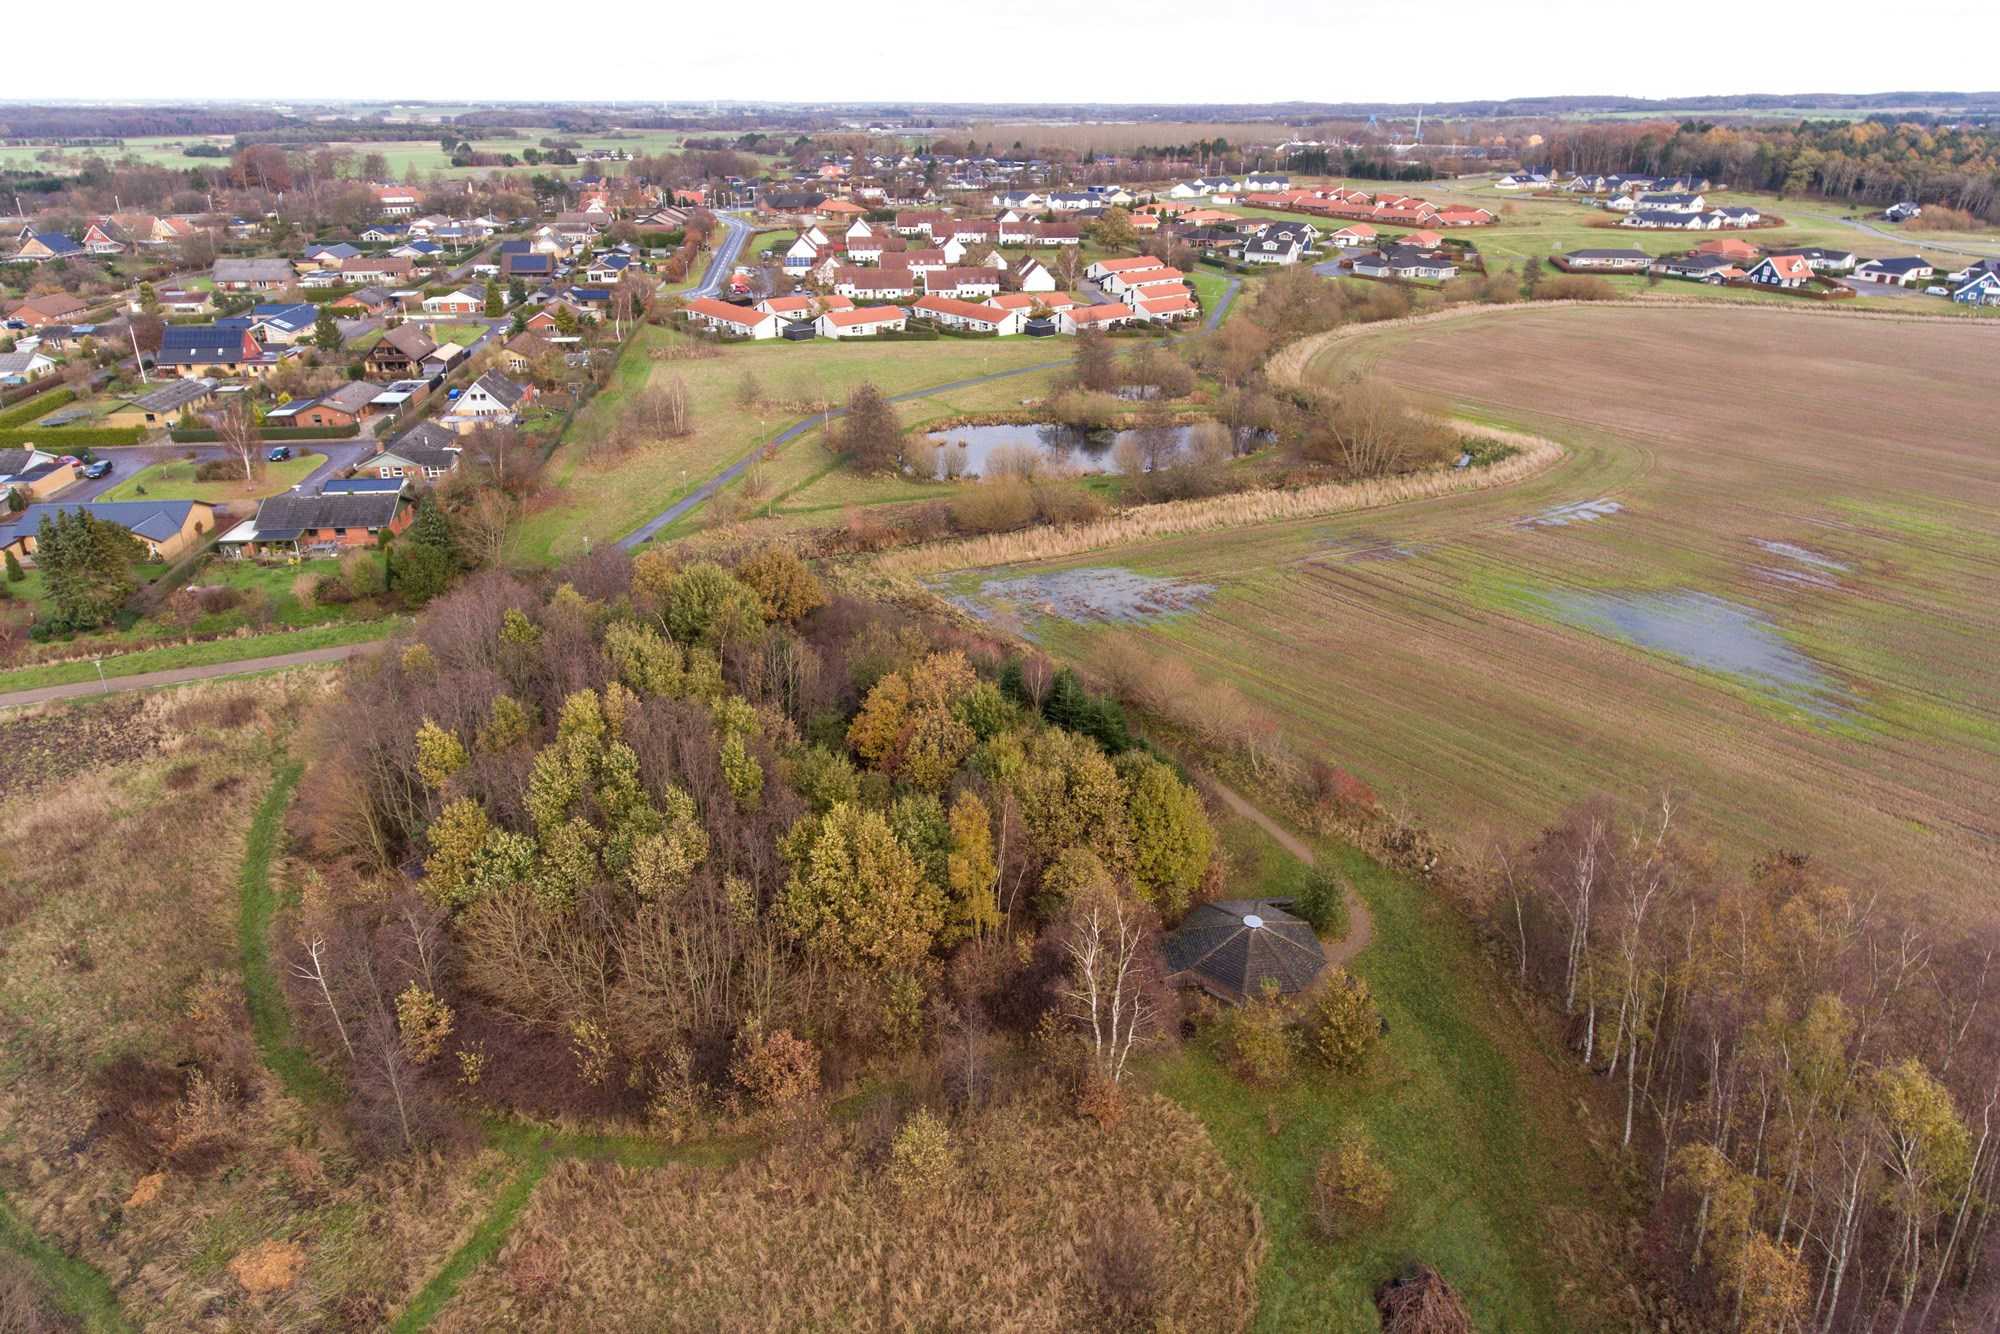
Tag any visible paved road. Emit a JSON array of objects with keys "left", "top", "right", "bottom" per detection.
[
  {"left": 682, "top": 213, "right": 753, "bottom": 300},
  {"left": 56, "top": 427, "right": 382, "bottom": 505},
  {"left": 617, "top": 358, "right": 1064, "bottom": 548},
  {"left": 1793, "top": 209, "right": 2000, "bottom": 261},
  {"left": 0, "top": 641, "right": 380, "bottom": 712}
]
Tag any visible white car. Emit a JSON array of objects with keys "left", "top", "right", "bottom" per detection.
[{"left": 1924, "top": 285, "right": 1948, "bottom": 296}]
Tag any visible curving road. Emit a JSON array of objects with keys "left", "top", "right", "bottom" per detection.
[
  {"left": 1791, "top": 209, "right": 2000, "bottom": 261},
  {"left": 617, "top": 359, "right": 1065, "bottom": 548}
]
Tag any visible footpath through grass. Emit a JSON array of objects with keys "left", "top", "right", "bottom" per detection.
[
  {"left": 239, "top": 759, "right": 343, "bottom": 1106},
  {"left": 0, "top": 1190, "right": 128, "bottom": 1333},
  {"left": 1149, "top": 811, "right": 1607, "bottom": 1331}
]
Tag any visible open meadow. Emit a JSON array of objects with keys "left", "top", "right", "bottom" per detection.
[
  {"left": 942, "top": 304, "right": 2000, "bottom": 906},
  {"left": 507, "top": 326, "right": 1073, "bottom": 563}
]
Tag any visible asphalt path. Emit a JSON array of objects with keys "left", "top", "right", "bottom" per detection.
[
  {"left": 683, "top": 213, "right": 753, "bottom": 300},
  {"left": 1792, "top": 209, "right": 2000, "bottom": 261},
  {"left": 1202, "top": 276, "right": 1243, "bottom": 329},
  {"left": 0, "top": 641, "right": 380, "bottom": 712},
  {"left": 617, "top": 358, "right": 1064, "bottom": 549}
]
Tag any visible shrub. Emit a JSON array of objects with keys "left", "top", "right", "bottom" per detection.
[
  {"left": 1291, "top": 865, "right": 1350, "bottom": 938},
  {"left": 736, "top": 543, "right": 826, "bottom": 622},
  {"left": 395, "top": 985, "right": 454, "bottom": 1064},
  {"left": 312, "top": 575, "right": 354, "bottom": 605},
  {"left": 3, "top": 551, "right": 22, "bottom": 582},
  {"left": 1376, "top": 1263, "right": 1474, "bottom": 1334},
  {"left": 949, "top": 477, "right": 1035, "bottom": 534},
  {"left": 730, "top": 1023, "right": 820, "bottom": 1113},
  {"left": 1306, "top": 968, "right": 1381, "bottom": 1073},
  {"left": 194, "top": 459, "right": 240, "bottom": 482},
  {"left": 1534, "top": 273, "right": 1617, "bottom": 302},
  {"left": 1224, "top": 979, "right": 1296, "bottom": 1086},
  {"left": 1084, "top": 1199, "right": 1168, "bottom": 1329},
  {"left": 341, "top": 548, "right": 386, "bottom": 599},
  {"left": 886, "top": 1108, "right": 956, "bottom": 1199},
  {"left": 1311, "top": 1128, "right": 1393, "bottom": 1240}
]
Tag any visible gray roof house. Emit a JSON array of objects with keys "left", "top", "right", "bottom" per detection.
[
  {"left": 213, "top": 258, "right": 296, "bottom": 289},
  {"left": 1163, "top": 899, "right": 1327, "bottom": 1003}
]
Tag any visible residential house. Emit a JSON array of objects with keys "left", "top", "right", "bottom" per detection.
[
  {"left": 11, "top": 231, "right": 84, "bottom": 263},
  {"left": 0, "top": 499, "right": 214, "bottom": 562},
  {"left": 911, "top": 295, "right": 1024, "bottom": 334},
  {"left": 246, "top": 303, "right": 321, "bottom": 346},
  {"left": 0, "top": 447, "right": 78, "bottom": 502},
  {"left": 923, "top": 268, "right": 1002, "bottom": 299},
  {"left": 1759, "top": 246, "right": 1853, "bottom": 274},
  {"left": 1691, "top": 237, "right": 1761, "bottom": 263},
  {"left": 1853, "top": 256, "right": 1933, "bottom": 286},
  {"left": 265, "top": 380, "right": 380, "bottom": 429},
  {"left": 342, "top": 255, "right": 416, "bottom": 285},
  {"left": 219, "top": 490, "right": 408, "bottom": 556},
  {"left": 79, "top": 221, "right": 126, "bottom": 255},
  {"left": 157, "top": 324, "right": 288, "bottom": 378},
  {"left": 366, "top": 323, "right": 439, "bottom": 378},
  {"left": 212, "top": 258, "right": 294, "bottom": 291},
  {"left": 1649, "top": 253, "right": 1744, "bottom": 283},
  {"left": 1434, "top": 206, "right": 1497, "bottom": 228},
  {"left": 834, "top": 268, "right": 917, "bottom": 301},
  {"left": 422, "top": 289, "right": 485, "bottom": 316},
  {"left": 1057, "top": 303, "right": 1134, "bottom": 334},
  {"left": 320, "top": 477, "right": 410, "bottom": 498},
  {"left": 1884, "top": 201, "right": 1922, "bottom": 222},
  {"left": 894, "top": 249, "right": 950, "bottom": 275},
  {"left": 499, "top": 331, "right": 555, "bottom": 374},
  {"left": 1100, "top": 265, "right": 1186, "bottom": 296},
  {"left": 1350, "top": 246, "right": 1459, "bottom": 281},
  {"left": 0, "top": 350, "right": 60, "bottom": 384},
  {"left": 1562, "top": 248, "right": 1653, "bottom": 272},
  {"left": 816, "top": 305, "right": 908, "bottom": 338},
  {"left": 1242, "top": 225, "right": 1312, "bottom": 265},
  {"left": 330, "top": 286, "right": 392, "bottom": 316},
  {"left": 303, "top": 242, "right": 360, "bottom": 268},
  {"left": 1329, "top": 223, "right": 1378, "bottom": 248},
  {"left": 441, "top": 373, "right": 534, "bottom": 432},
  {"left": 9, "top": 292, "right": 89, "bottom": 327},
  {"left": 100, "top": 378, "right": 217, "bottom": 429},
  {"left": 362, "top": 425, "right": 463, "bottom": 481},
  {"left": 1634, "top": 192, "right": 1706, "bottom": 214},
  {"left": 1133, "top": 290, "right": 1198, "bottom": 322},
  {"left": 1017, "top": 259, "right": 1056, "bottom": 292},
  {"left": 147, "top": 288, "right": 215, "bottom": 316},
  {"left": 374, "top": 187, "right": 420, "bottom": 218},
  {"left": 1710, "top": 205, "right": 1762, "bottom": 227},
  {"left": 1085, "top": 255, "right": 1166, "bottom": 282},
  {"left": 1242, "top": 172, "right": 1290, "bottom": 192},
  {"left": 1952, "top": 271, "right": 2000, "bottom": 306},
  {"left": 682, "top": 297, "right": 781, "bottom": 339},
  {"left": 986, "top": 291, "right": 1082, "bottom": 317},
  {"left": 1745, "top": 254, "right": 1815, "bottom": 289}
]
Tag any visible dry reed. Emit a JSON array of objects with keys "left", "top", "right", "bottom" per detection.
[{"left": 871, "top": 430, "right": 1563, "bottom": 578}]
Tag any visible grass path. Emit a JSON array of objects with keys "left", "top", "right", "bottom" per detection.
[
  {"left": 239, "top": 759, "right": 343, "bottom": 1106},
  {"left": 388, "top": 1156, "right": 548, "bottom": 1334},
  {"left": 0, "top": 1191, "right": 129, "bottom": 1333}
]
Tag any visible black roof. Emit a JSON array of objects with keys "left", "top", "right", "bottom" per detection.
[
  {"left": 1163, "top": 899, "right": 1326, "bottom": 1002},
  {"left": 250, "top": 490, "right": 401, "bottom": 541},
  {"left": 158, "top": 324, "right": 249, "bottom": 363}
]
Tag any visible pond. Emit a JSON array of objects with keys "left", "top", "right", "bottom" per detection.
[
  {"left": 918, "top": 420, "right": 1251, "bottom": 478},
  {"left": 933, "top": 567, "right": 1215, "bottom": 640}
]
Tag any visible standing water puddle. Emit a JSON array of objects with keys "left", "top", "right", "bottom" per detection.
[
  {"left": 1539, "top": 589, "right": 1851, "bottom": 718},
  {"left": 1519, "top": 498, "right": 1624, "bottom": 528},
  {"left": 936, "top": 567, "right": 1215, "bottom": 640}
]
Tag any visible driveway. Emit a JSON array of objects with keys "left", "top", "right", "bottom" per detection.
[{"left": 55, "top": 427, "right": 381, "bottom": 504}]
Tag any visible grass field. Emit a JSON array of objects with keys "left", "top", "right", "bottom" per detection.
[
  {"left": 949, "top": 303, "right": 2000, "bottom": 907},
  {"left": 1148, "top": 806, "right": 1617, "bottom": 1330},
  {"left": 0, "top": 129, "right": 715, "bottom": 179},
  {"left": 100, "top": 453, "right": 324, "bottom": 503},
  {"left": 507, "top": 326, "right": 1072, "bottom": 563}
]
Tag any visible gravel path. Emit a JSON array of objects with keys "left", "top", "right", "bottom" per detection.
[{"left": 0, "top": 642, "right": 379, "bottom": 711}]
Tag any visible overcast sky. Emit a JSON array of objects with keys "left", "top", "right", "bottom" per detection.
[{"left": 16, "top": 0, "right": 1996, "bottom": 106}]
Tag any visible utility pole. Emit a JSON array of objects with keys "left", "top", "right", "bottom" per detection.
[{"left": 128, "top": 318, "right": 150, "bottom": 384}]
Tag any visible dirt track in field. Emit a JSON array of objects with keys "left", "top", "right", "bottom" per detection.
[{"left": 1023, "top": 305, "right": 2000, "bottom": 910}]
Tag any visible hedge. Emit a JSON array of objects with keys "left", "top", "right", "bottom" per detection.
[
  {"left": 0, "top": 386, "right": 77, "bottom": 428},
  {"left": 170, "top": 422, "right": 361, "bottom": 443},
  {"left": 0, "top": 425, "right": 144, "bottom": 448}
]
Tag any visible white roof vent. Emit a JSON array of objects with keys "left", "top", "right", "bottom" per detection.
[{"left": 1242, "top": 914, "right": 1265, "bottom": 930}]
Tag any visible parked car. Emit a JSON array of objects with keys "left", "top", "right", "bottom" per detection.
[
  {"left": 1925, "top": 285, "right": 1948, "bottom": 296},
  {"left": 82, "top": 459, "right": 113, "bottom": 480},
  {"left": 268, "top": 446, "right": 291, "bottom": 462}
]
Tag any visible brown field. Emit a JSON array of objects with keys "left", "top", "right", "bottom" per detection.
[{"left": 948, "top": 305, "right": 2000, "bottom": 907}]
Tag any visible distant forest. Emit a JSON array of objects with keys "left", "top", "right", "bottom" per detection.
[{"left": 1540, "top": 119, "right": 2000, "bottom": 219}]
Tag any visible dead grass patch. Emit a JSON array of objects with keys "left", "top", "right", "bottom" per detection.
[{"left": 435, "top": 1092, "right": 1263, "bottom": 1332}]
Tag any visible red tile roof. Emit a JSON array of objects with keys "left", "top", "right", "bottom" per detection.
[
  {"left": 823, "top": 305, "right": 907, "bottom": 327},
  {"left": 685, "top": 296, "right": 770, "bottom": 327},
  {"left": 1068, "top": 303, "right": 1133, "bottom": 325},
  {"left": 911, "top": 294, "right": 1008, "bottom": 324}
]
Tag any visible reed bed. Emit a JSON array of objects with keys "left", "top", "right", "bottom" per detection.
[{"left": 871, "top": 431, "right": 1564, "bottom": 578}]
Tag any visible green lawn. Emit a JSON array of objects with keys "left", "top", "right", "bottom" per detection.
[
  {"left": 423, "top": 322, "right": 488, "bottom": 347},
  {"left": 0, "top": 618, "right": 398, "bottom": 694},
  {"left": 100, "top": 453, "right": 325, "bottom": 503},
  {"left": 506, "top": 324, "right": 1070, "bottom": 563},
  {"left": 1146, "top": 809, "right": 1615, "bottom": 1331}
]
